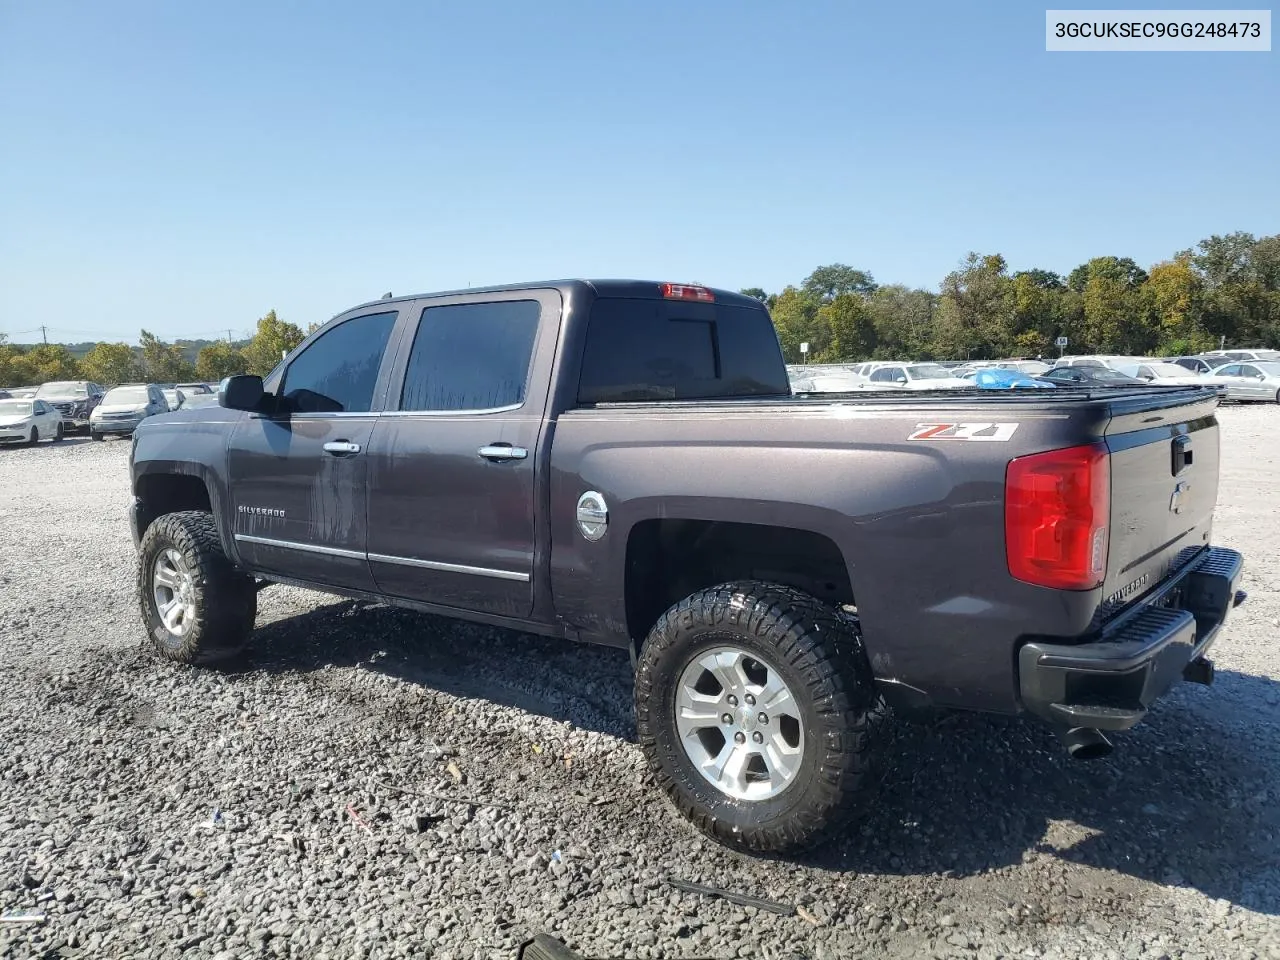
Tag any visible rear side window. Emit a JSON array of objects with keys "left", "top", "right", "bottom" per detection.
[
  {"left": 577, "top": 298, "right": 789, "bottom": 403},
  {"left": 400, "top": 300, "right": 541, "bottom": 411},
  {"left": 281, "top": 311, "right": 398, "bottom": 413}
]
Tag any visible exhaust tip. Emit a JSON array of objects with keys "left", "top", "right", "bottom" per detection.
[{"left": 1056, "top": 726, "right": 1113, "bottom": 760}]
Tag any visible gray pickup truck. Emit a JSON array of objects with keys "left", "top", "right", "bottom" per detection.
[{"left": 128, "top": 279, "right": 1245, "bottom": 852}]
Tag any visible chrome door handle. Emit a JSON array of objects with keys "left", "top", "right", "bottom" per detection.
[
  {"left": 323, "top": 441, "right": 361, "bottom": 456},
  {"left": 478, "top": 444, "right": 528, "bottom": 461}
]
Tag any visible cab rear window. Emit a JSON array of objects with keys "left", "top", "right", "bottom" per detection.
[{"left": 577, "top": 298, "right": 789, "bottom": 403}]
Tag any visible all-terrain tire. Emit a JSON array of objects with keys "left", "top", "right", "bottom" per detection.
[
  {"left": 634, "top": 580, "right": 883, "bottom": 853},
  {"left": 137, "top": 511, "right": 257, "bottom": 664}
]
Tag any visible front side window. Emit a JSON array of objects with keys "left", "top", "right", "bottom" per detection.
[
  {"left": 400, "top": 300, "right": 540, "bottom": 412},
  {"left": 1240, "top": 365, "right": 1259, "bottom": 378},
  {"left": 280, "top": 311, "right": 398, "bottom": 413},
  {"left": 1217, "top": 365, "right": 1241, "bottom": 376}
]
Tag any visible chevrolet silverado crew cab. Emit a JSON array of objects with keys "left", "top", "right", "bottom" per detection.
[{"left": 129, "top": 279, "right": 1245, "bottom": 853}]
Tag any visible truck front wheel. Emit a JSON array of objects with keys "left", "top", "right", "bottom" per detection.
[
  {"left": 634, "top": 580, "right": 882, "bottom": 853},
  {"left": 137, "top": 511, "right": 257, "bottom": 664}
]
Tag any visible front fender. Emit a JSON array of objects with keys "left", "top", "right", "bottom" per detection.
[{"left": 130, "top": 412, "right": 241, "bottom": 559}]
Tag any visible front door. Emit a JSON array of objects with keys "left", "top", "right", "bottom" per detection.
[
  {"left": 364, "top": 291, "right": 561, "bottom": 618},
  {"left": 1237, "top": 364, "right": 1270, "bottom": 398},
  {"left": 228, "top": 309, "right": 400, "bottom": 592}
]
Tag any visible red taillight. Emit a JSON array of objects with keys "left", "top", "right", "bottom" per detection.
[
  {"left": 1005, "top": 443, "right": 1110, "bottom": 590},
  {"left": 660, "top": 282, "right": 715, "bottom": 303}
]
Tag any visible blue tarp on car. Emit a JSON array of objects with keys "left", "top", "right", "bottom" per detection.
[{"left": 968, "top": 368, "right": 1056, "bottom": 389}]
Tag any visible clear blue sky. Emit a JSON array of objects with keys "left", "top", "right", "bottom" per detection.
[{"left": 1, "top": 1, "right": 1276, "bottom": 343}]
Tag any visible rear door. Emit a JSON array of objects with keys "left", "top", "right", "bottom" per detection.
[
  {"left": 228, "top": 309, "right": 401, "bottom": 592},
  {"left": 363, "top": 290, "right": 561, "bottom": 617}
]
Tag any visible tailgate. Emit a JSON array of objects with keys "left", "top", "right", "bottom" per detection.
[{"left": 1101, "top": 391, "right": 1220, "bottom": 612}]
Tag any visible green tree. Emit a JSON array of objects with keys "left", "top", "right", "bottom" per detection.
[
  {"left": 241, "top": 310, "right": 305, "bottom": 377},
  {"left": 865, "top": 285, "right": 937, "bottom": 359},
  {"left": 738, "top": 287, "right": 769, "bottom": 302},
  {"left": 768, "top": 287, "right": 824, "bottom": 363},
  {"left": 195, "top": 341, "right": 247, "bottom": 382},
  {"left": 933, "top": 253, "right": 1014, "bottom": 359},
  {"left": 801, "top": 264, "right": 877, "bottom": 302},
  {"left": 1010, "top": 270, "right": 1068, "bottom": 356},
  {"left": 1145, "top": 258, "right": 1210, "bottom": 352},
  {"left": 138, "top": 330, "right": 196, "bottom": 382},
  {"left": 21, "top": 344, "right": 83, "bottom": 382},
  {"left": 818, "top": 294, "right": 877, "bottom": 361},
  {"left": 0, "top": 344, "right": 35, "bottom": 386},
  {"left": 80, "top": 342, "right": 138, "bottom": 385}
]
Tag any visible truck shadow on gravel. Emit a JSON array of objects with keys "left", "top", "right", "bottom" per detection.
[{"left": 239, "top": 599, "right": 1280, "bottom": 915}]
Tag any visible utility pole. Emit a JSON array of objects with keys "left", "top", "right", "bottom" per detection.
[
  {"left": 40, "top": 325, "right": 48, "bottom": 344},
  {"left": 227, "top": 329, "right": 234, "bottom": 345}
]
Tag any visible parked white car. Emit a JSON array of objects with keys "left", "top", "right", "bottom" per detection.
[
  {"left": 89, "top": 383, "right": 171, "bottom": 440},
  {"left": 1113, "top": 361, "right": 1221, "bottom": 388},
  {"left": 864, "top": 362, "right": 971, "bottom": 390},
  {"left": 1209, "top": 360, "right": 1280, "bottom": 403},
  {"left": 0, "top": 397, "right": 65, "bottom": 444},
  {"left": 1201, "top": 349, "right": 1280, "bottom": 365},
  {"left": 792, "top": 372, "right": 867, "bottom": 393}
]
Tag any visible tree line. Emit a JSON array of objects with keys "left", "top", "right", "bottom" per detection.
[
  {"left": 3, "top": 231, "right": 1277, "bottom": 387},
  {"left": 747, "top": 231, "right": 1280, "bottom": 364},
  {"left": 0, "top": 311, "right": 308, "bottom": 388}
]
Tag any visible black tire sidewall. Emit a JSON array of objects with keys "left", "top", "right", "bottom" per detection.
[
  {"left": 648, "top": 627, "right": 834, "bottom": 831},
  {"left": 138, "top": 512, "right": 255, "bottom": 664},
  {"left": 636, "top": 582, "right": 876, "bottom": 851}
]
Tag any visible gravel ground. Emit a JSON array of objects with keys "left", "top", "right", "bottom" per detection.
[{"left": 1, "top": 407, "right": 1278, "bottom": 960}]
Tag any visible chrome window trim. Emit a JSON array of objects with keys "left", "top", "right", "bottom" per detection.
[
  {"left": 251, "top": 412, "right": 380, "bottom": 421},
  {"left": 380, "top": 403, "right": 525, "bottom": 418}
]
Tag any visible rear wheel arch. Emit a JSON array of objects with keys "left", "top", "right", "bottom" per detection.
[{"left": 622, "top": 518, "right": 856, "bottom": 650}]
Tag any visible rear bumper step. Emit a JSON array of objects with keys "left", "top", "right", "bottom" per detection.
[{"left": 1019, "top": 546, "right": 1243, "bottom": 731}]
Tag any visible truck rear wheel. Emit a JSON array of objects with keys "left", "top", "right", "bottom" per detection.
[
  {"left": 137, "top": 511, "right": 257, "bottom": 664},
  {"left": 634, "top": 580, "right": 882, "bottom": 853}
]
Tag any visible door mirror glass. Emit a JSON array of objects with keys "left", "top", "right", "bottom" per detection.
[
  {"left": 219, "top": 375, "right": 266, "bottom": 412},
  {"left": 895, "top": 376, "right": 907, "bottom": 384}
]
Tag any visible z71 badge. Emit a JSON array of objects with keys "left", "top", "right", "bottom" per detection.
[{"left": 908, "top": 422, "right": 1020, "bottom": 442}]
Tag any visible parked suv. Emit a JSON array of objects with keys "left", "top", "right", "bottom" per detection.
[
  {"left": 90, "top": 383, "right": 170, "bottom": 439},
  {"left": 34, "top": 380, "right": 105, "bottom": 432}
]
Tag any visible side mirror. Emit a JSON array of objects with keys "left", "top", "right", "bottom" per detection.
[
  {"left": 219, "top": 375, "right": 267, "bottom": 412},
  {"left": 895, "top": 376, "right": 908, "bottom": 384}
]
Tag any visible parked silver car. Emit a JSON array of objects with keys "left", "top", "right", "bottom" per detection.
[
  {"left": 89, "top": 383, "right": 171, "bottom": 439},
  {"left": 1209, "top": 361, "right": 1280, "bottom": 403}
]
